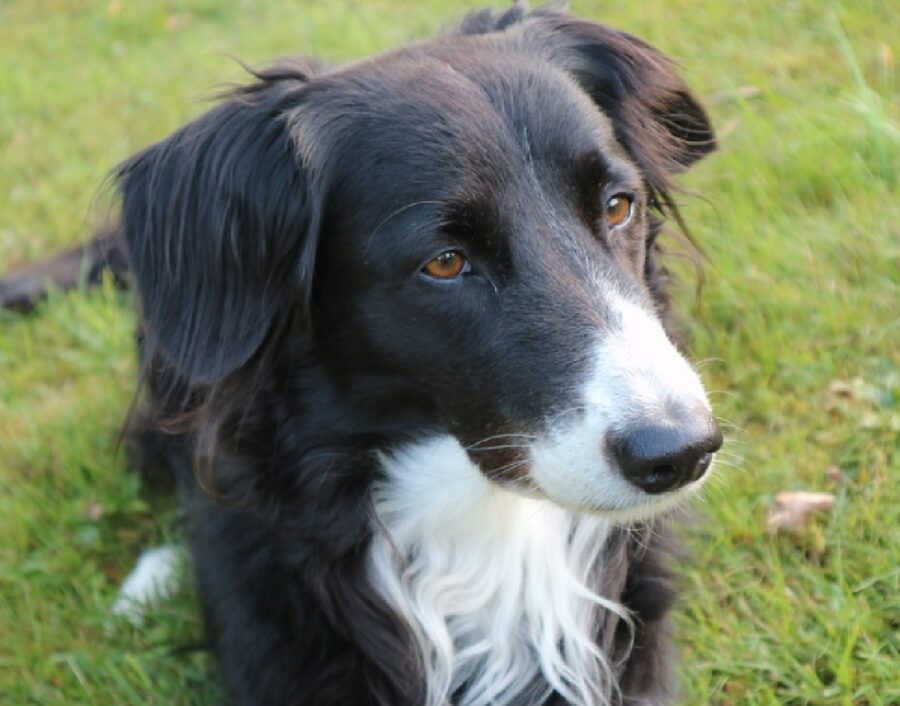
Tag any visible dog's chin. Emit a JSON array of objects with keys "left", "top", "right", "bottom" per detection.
[
  {"left": 581, "top": 484, "right": 701, "bottom": 525},
  {"left": 501, "top": 466, "right": 709, "bottom": 526}
]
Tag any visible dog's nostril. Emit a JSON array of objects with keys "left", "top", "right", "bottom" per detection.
[
  {"left": 694, "top": 452, "right": 715, "bottom": 479},
  {"left": 609, "top": 414, "right": 722, "bottom": 495},
  {"left": 642, "top": 465, "right": 678, "bottom": 492}
]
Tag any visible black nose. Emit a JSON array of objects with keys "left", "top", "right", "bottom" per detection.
[{"left": 609, "top": 413, "right": 723, "bottom": 494}]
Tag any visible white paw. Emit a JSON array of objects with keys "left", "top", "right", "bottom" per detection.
[{"left": 111, "top": 545, "right": 184, "bottom": 625}]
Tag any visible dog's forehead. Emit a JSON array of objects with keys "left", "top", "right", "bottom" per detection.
[{"left": 305, "top": 45, "right": 626, "bottom": 202}]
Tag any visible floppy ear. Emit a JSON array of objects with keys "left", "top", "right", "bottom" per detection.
[
  {"left": 116, "top": 69, "right": 320, "bottom": 385},
  {"left": 538, "top": 14, "right": 716, "bottom": 176},
  {"left": 464, "top": 7, "right": 715, "bottom": 183}
]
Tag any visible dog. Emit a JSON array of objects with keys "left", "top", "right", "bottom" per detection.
[{"left": 1, "top": 4, "right": 723, "bottom": 705}]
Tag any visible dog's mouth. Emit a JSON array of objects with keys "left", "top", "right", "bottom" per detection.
[
  {"left": 464, "top": 294, "right": 722, "bottom": 520},
  {"left": 492, "top": 458, "right": 717, "bottom": 521},
  {"left": 470, "top": 451, "right": 716, "bottom": 525},
  {"left": 465, "top": 420, "right": 721, "bottom": 521}
]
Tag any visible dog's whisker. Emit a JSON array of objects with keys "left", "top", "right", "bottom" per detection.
[
  {"left": 472, "top": 432, "right": 539, "bottom": 441},
  {"left": 543, "top": 404, "right": 587, "bottom": 430},
  {"left": 713, "top": 415, "right": 745, "bottom": 433},
  {"left": 467, "top": 443, "right": 532, "bottom": 452},
  {"left": 714, "top": 449, "right": 746, "bottom": 463},
  {"left": 692, "top": 357, "right": 727, "bottom": 371},
  {"left": 705, "top": 389, "right": 739, "bottom": 400},
  {"left": 486, "top": 459, "right": 530, "bottom": 477}
]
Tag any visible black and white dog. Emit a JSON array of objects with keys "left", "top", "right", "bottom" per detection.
[{"left": 3, "top": 4, "right": 724, "bottom": 705}]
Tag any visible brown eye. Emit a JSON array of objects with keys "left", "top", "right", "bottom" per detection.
[
  {"left": 604, "top": 194, "right": 633, "bottom": 228},
  {"left": 422, "top": 250, "right": 467, "bottom": 279}
]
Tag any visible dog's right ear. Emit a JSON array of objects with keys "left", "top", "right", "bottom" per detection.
[{"left": 116, "top": 68, "right": 320, "bottom": 385}]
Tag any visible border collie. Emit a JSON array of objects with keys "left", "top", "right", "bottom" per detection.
[{"left": 2, "top": 4, "right": 723, "bottom": 704}]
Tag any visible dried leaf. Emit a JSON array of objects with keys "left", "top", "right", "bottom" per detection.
[
  {"left": 827, "top": 379, "right": 854, "bottom": 400},
  {"left": 766, "top": 491, "right": 836, "bottom": 532},
  {"left": 825, "top": 465, "right": 845, "bottom": 483}
]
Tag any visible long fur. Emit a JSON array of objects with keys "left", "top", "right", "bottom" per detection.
[
  {"left": 371, "top": 436, "right": 626, "bottom": 706},
  {"left": 1, "top": 5, "right": 721, "bottom": 705}
]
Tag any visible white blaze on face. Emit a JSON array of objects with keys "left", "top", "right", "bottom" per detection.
[{"left": 529, "top": 295, "right": 714, "bottom": 520}]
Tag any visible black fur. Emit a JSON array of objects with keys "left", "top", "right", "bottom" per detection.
[{"left": 3, "top": 6, "right": 718, "bottom": 705}]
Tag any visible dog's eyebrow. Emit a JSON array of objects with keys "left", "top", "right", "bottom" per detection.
[
  {"left": 572, "top": 150, "right": 608, "bottom": 185},
  {"left": 565, "top": 149, "right": 642, "bottom": 230},
  {"left": 364, "top": 200, "right": 445, "bottom": 254},
  {"left": 573, "top": 149, "right": 637, "bottom": 188}
]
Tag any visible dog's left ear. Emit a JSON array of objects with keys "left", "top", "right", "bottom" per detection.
[
  {"left": 539, "top": 13, "right": 715, "bottom": 177},
  {"left": 473, "top": 8, "right": 716, "bottom": 183},
  {"left": 569, "top": 21, "right": 713, "bottom": 176}
]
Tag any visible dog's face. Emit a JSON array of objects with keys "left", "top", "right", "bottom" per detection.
[{"left": 118, "top": 9, "right": 721, "bottom": 520}]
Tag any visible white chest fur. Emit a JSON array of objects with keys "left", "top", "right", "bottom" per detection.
[{"left": 370, "top": 435, "right": 628, "bottom": 706}]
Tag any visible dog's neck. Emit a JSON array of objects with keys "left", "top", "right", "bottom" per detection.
[{"left": 370, "top": 435, "right": 628, "bottom": 706}]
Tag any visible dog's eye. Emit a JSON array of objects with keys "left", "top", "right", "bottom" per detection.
[
  {"left": 422, "top": 251, "right": 468, "bottom": 279},
  {"left": 604, "top": 194, "right": 633, "bottom": 228}
]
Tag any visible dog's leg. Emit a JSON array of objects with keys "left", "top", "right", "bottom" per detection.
[{"left": 186, "top": 498, "right": 389, "bottom": 706}]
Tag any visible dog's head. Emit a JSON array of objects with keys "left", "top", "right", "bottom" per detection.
[{"left": 118, "top": 6, "right": 721, "bottom": 521}]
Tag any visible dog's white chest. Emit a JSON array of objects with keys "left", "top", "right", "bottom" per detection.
[{"left": 370, "top": 435, "right": 625, "bottom": 706}]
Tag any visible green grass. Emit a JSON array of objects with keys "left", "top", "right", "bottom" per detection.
[{"left": 1, "top": 1, "right": 897, "bottom": 704}]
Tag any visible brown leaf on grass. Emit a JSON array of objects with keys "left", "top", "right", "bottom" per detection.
[
  {"left": 766, "top": 491, "right": 836, "bottom": 532},
  {"left": 827, "top": 379, "right": 855, "bottom": 399},
  {"left": 825, "top": 465, "right": 845, "bottom": 483}
]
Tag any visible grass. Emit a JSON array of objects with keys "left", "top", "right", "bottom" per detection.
[{"left": 0, "top": 0, "right": 897, "bottom": 704}]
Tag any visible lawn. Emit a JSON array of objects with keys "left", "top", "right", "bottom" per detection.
[{"left": 0, "top": 1, "right": 897, "bottom": 704}]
